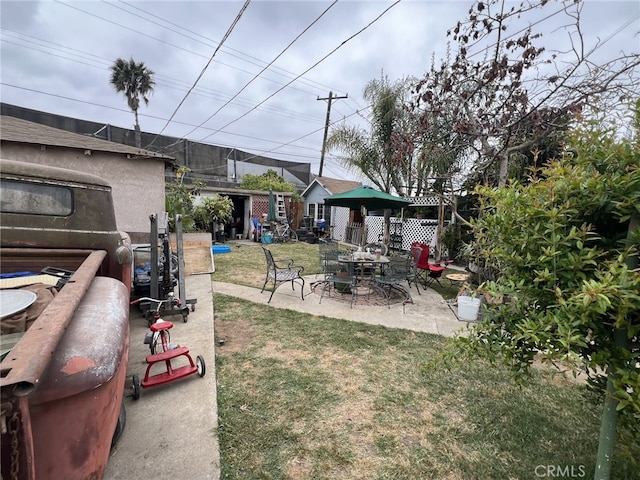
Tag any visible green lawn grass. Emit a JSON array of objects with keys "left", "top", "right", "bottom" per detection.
[
  {"left": 212, "top": 240, "right": 461, "bottom": 299},
  {"left": 212, "top": 241, "right": 637, "bottom": 479}
]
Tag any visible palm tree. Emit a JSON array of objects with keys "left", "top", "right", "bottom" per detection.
[
  {"left": 109, "top": 57, "right": 155, "bottom": 148},
  {"left": 326, "top": 73, "right": 414, "bottom": 243},
  {"left": 327, "top": 73, "right": 411, "bottom": 197}
]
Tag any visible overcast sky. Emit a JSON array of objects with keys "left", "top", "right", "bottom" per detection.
[{"left": 1, "top": 0, "right": 638, "bottom": 181}]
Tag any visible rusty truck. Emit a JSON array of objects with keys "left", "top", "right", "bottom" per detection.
[{"left": 1, "top": 159, "right": 132, "bottom": 480}]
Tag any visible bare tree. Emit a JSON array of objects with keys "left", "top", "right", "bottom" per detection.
[{"left": 410, "top": 0, "right": 639, "bottom": 187}]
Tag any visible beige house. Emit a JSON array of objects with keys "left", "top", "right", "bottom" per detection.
[{"left": 0, "top": 115, "right": 173, "bottom": 240}]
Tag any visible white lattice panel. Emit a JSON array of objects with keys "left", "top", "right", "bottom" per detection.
[
  {"left": 407, "top": 196, "right": 440, "bottom": 206},
  {"left": 331, "top": 207, "right": 350, "bottom": 241},
  {"left": 331, "top": 206, "right": 439, "bottom": 251}
]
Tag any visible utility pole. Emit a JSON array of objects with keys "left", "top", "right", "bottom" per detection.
[{"left": 317, "top": 91, "right": 347, "bottom": 177}]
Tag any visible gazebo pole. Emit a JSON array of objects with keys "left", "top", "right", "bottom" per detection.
[{"left": 361, "top": 205, "right": 367, "bottom": 247}]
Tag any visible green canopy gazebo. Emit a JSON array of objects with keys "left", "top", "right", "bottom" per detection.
[{"left": 324, "top": 185, "right": 412, "bottom": 246}]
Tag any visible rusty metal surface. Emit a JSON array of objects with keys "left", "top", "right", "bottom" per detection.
[
  {"left": 1, "top": 159, "right": 132, "bottom": 283},
  {"left": 30, "top": 350, "right": 129, "bottom": 480},
  {"left": 0, "top": 248, "right": 93, "bottom": 274},
  {"left": 0, "top": 250, "right": 107, "bottom": 396},
  {"left": 0, "top": 160, "right": 133, "bottom": 479},
  {"left": 0, "top": 396, "right": 36, "bottom": 480},
  {"left": 0, "top": 160, "right": 117, "bottom": 235},
  {"left": 29, "top": 276, "right": 129, "bottom": 404}
]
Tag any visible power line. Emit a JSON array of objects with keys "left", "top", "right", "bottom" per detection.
[
  {"left": 55, "top": 0, "right": 329, "bottom": 100},
  {"left": 0, "top": 33, "right": 324, "bottom": 125},
  {"left": 202, "top": 97, "right": 370, "bottom": 167},
  {"left": 54, "top": 0, "right": 213, "bottom": 60},
  {"left": 113, "top": 0, "right": 347, "bottom": 97},
  {"left": 138, "top": 1, "right": 398, "bottom": 164},
  {"left": 8, "top": 0, "right": 628, "bottom": 183},
  {"left": 0, "top": 82, "right": 322, "bottom": 155},
  {"left": 196, "top": 0, "right": 402, "bottom": 145},
  {"left": 3, "top": 1, "right": 392, "bottom": 164},
  {"left": 2, "top": 35, "right": 320, "bottom": 126},
  {"left": 148, "top": 0, "right": 252, "bottom": 147},
  {"left": 172, "top": 0, "right": 339, "bottom": 144}
]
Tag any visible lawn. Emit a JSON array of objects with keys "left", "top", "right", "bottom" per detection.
[
  {"left": 212, "top": 241, "right": 461, "bottom": 299},
  {"left": 212, "top": 241, "right": 636, "bottom": 479}
]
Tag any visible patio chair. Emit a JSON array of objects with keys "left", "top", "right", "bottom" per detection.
[
  {"left": 398, "top": 251, "right": 421, "bottom": 295},
  {"left": 318, "top": 238, "right": 341, "bottom": 276},
  {"left": 260, "top": 246, "right": 305, "bottom": 303},
  {"left": 424, "top": 260, "right": 446, "bottom": 289},
  {"left": 410, "top": 244, "right": 429, "bottom": 287},
  {"left": 319, "top": 251, "right": 357, "bottom": 308},
  {"left": 374, "top": 255, "right": 413, "bottom": 312},
  {"left": 410, "top": 243, "right": 446, "bottom": 291}
]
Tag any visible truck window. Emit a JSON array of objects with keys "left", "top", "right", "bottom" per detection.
[{"left": 0, "top": 179, "right": 73, "bottom": 216}]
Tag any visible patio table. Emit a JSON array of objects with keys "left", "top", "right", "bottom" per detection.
[
  {"left": 338, "top": 254, "right": 390, "bottom": 298},
  {"left": 446, "top": 273, "right": 469, "bottom": 286}
]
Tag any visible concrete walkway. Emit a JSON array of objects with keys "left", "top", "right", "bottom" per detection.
[
  {"left": 105, "top": 272, "right": 471, "bottom": 480},
  {"left": 105, "top": 273, "right": 220, "bottom": 480},
  {"left": 213, "top": 274, "right": 471, "bottom": 338}
]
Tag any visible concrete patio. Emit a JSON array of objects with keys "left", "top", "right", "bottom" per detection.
[{"left": 213, "top": 274, "right": 471, "bottom": 338}]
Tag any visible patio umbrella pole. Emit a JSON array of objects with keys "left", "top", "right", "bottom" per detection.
[{"left": 361, "top": 205, "right": 367, "bottom": 247}]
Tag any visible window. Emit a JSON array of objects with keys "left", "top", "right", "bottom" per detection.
[
  {"left": 0, "top": 179, "right": 73, "bottom": 216},
  {"left": 306, "top": 203, "right": 326, "bottom": 222}
]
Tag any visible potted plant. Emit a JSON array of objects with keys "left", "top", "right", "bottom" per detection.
[
  {"left": 195, "top": 195, "right": 234, "bottom": 242},
  {"left": 414, "top": 207, "right": 427, "bottom": 219},
  {"left": 334, "top": 267, "right": 352, "bottom": 293}
]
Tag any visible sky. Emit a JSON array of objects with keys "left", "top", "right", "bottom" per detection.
[{"left": 1, "top": 0, "right": 639, "bottom": 182}]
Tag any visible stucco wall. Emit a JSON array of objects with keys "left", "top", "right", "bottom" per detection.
[{"left": 1, "top": 144, "right": 165, "bottom": 235}]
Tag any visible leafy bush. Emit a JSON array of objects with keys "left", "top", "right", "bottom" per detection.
[
  {"left": 193, "top": 195, "right": 234, "bottom": 232},
  {"left": 239, "top": 169, "right": 296, "bottom": 192},
  {"left": 165, "top": 166, "right": 204, "bottom": 232},
  {"left": 448, "top": 107, "right": 640, "bottom": 461}
]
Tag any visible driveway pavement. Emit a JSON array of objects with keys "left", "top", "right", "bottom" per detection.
[
  {"left": 104, "top": 273, "right": 219, "bottom": 480},
  {"left": 104, "top": 270, "right": 471, "bottom": 480}
]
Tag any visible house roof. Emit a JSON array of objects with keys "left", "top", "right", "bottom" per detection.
[
  {"left": 302, "top": 176, "right": 361, "bottom": 197},
  {"left": 0, "top": 115, "right": 173, "bottom": 161}
]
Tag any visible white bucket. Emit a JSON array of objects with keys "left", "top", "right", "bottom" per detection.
[{"left": 457, "top": 296, "right": 481, "bottom": 321}]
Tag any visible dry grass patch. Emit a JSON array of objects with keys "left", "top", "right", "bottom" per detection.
[
  {"left": 214, "top": 294, "right": 636, "bottom": 480},
  {"left": 215, "top": 316, "right": 254, "bottom": 355}
]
